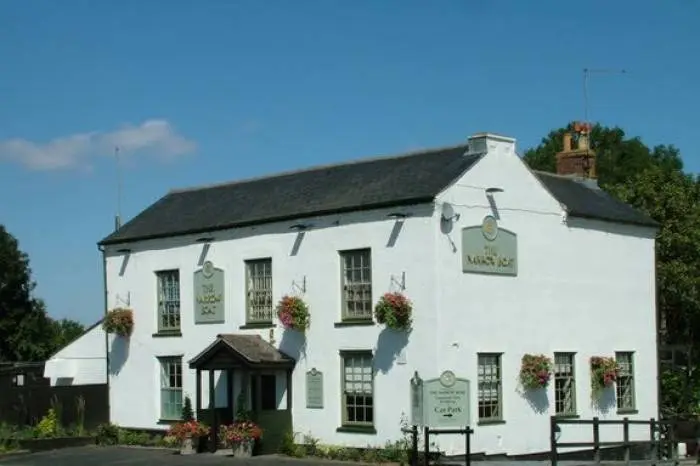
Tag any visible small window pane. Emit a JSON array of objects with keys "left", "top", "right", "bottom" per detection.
[{"left": 341, "top": 352, "right": 374, "bottom": 426}]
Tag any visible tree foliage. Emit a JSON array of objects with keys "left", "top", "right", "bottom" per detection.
[
  {"left": 0, "top": 225, "right": 86, "bottom": 362},
  {"left": 524, "top": 122, "right": 700, "bottom": 418}
]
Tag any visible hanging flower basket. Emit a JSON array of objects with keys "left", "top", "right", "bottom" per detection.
[
  {"left": 102, "top": 307, "right": 134, "bottom": 337},
  {"left": 276, "top": 295, "right": 310, "bottom": 332},
  {"left": 374, "top": 292, "right": 413, "bottom": 331},
  {"left": 519, "top": 354, "right": 553, "bottom": 389},
  {"left": 590, "top": 356, "right": 619, "bottom": 393}
]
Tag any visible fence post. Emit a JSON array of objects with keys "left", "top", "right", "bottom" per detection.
[
  {"left": 465, "top": 427, "right": 471, "bottom": 466},
  {"left": 424, "top": 426, "right": 430, "bottom": 466},
  {"left": 649, "top": 418, "right": 657, "bottom": 466},
  {"left": 593, "top": 416, "right": 601, "bottom": 466},
  {"left": 411, "top": 425, "right": 418, "bottom": 466},
  {"left": 550, "top": 416, "right": 558, "bottom": 466},
  {"left": 623, "top": 417, "right": 630, "bottom": 466}
]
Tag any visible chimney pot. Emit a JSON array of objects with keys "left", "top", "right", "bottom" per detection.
[{"left": 562, "top": 133, "right": 572, "bottom": 152}]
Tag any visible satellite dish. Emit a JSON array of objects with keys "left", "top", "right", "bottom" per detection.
[{"left": 441, "top": 203, "right": 460, "bottom": 222}]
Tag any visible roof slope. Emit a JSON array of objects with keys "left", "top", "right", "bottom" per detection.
[
  {"left": 99, "top": 144, "right": 479, "bottom": 245},
  {"left": 535, "top": 171, "right": 658, "bottom": 227},
  {"left": 98, "top": 145, "right": 658, "bottom": 246}
]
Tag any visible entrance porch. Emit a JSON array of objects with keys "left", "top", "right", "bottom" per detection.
[{"left": 188, "top": 333, "right": 296, "bottom": 454}]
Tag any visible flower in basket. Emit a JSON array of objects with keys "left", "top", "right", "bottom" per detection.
[
  {"left": 590, "top": 356, "right": 619, "bottom": 393},
  {"left": 374, "top": 292, "right": 413, "bottom": 331},
  {"left": 102, "top": 307, "right": 134, "bottom": 337},
  {"left": 276, "top": 295, "right": 310, "bottom": 332},
  {"left": 221, "top": 421, "right": 263, "bottom": 446},
  {"left": 167, "top": 420, "right": 210, "bottom": 441},
  {"left": 519, "top": 354, "right": 553, "bottom": 389}
]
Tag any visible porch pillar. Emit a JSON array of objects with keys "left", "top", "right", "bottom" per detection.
[
  {"left": 209, "top": 370, "right": 217, "bottom": 451},
  {"left": 286, "top": 368, "right": 292, "bottom": 410},
  {"left": 226, "top": 368, "right": 234, "bottom": 423},
  {"left": 195, "top": 369, "right": 202, "bottom": 413}
]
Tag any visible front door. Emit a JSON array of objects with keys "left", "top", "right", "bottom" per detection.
[{"left": 249, "top": 372, "right": 292, "bottom": 454}]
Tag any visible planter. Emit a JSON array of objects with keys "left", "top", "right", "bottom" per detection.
[
  {"left": 231, "top": 439, "right": 254, "bottom": 458},
  {"left": 11, "top": 436, "right": 95, "bottom": 452},
  {"left": 179, "top": 434, "right": 199, "bottom": 455}
]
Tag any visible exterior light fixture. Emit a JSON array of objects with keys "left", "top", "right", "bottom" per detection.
[
  {"left": 387, "top": 212, "right": 410, "bottom": 219},
  {"left": 290, "top": 223, "right": 312, "bottom": 231},
  {"left": 485, "top": 187, "right": 504, "bottom": 194},
  {"left": 195, "top": 236, "right": 214, "bottom": 243},
  {"left": 116, "top": 248, "right": 131, "bottom": 253}
]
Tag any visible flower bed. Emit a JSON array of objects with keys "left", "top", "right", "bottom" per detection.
[
  {"left": 374, "top": 292, "right": 413, "bottom": 331},
  {"left": 102, "top": 307, "right": 134, "bottom": 337},
  {"left": 276, "top": 295, "right": 310, "bottom": 332},
  {"left": 590, "top": 356, "right": 619, "bottom": 393},
  {"left": 519, "top": 354, "right": 553, "bottom": 390}
]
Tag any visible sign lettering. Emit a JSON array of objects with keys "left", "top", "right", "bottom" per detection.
[
  {"left": 462, "top": 215, "right": 518, "bottom": 276},
  {"left": 193, "top": 261, "right": 225, "bottom": 324}
]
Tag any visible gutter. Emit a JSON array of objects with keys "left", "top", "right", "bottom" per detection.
[{"left": 98, "top": 244, "right": 111, "bottom": 423}]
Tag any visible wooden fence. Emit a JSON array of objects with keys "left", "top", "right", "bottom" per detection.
[
  {"left": 551, "top": 416, "right": 700, "bottom": 466},
  {"left": 0, "top": 384, "right": 109, "bottom": 429}
]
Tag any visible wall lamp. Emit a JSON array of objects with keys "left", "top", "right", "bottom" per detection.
[
  {"left": 290, "top": 223, "right": 312, "bottom": 231},
  {"left": 387, "top": 212, "right": 411, "bottom": 219},
  {"left": 485, "top": 187, "right": 504, "bottom": 195},
  {"left": 116, "top": 248, "right": 132, "bottom": 253},
  {"left": 195, "top": 236, "right": 214, "bottom": 243}
]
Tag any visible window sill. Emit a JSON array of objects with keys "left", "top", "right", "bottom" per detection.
[
  {"left": 554, "top": 414, "right": 580, "bottom": 419},
  {"left": 152, "top": 331, "right": 182, "bottom": 338},
  {"left": 477, "top": 419, "right": 506, "bottom": 426},
  {"left": 156, "top": 419, "right": 179, "bottom": 425},
  {"left": 617, "top": 409, "right": 639, "bottom": 415},
  {"left": 239, "top": 323, "right": 276, "bottom": 330},
  {"left": 334, "top": 320, "right": 375, "bottom": 328},
  {"left": 336, "top": 425, "right": 377, "bottom": 434}
]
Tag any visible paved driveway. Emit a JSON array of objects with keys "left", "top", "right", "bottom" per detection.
[{"left": 0, "top": 446, "right": 327, "bottom": 466}]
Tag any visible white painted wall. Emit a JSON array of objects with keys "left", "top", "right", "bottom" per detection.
[
  {"left": 105, "top": 133, "right": 657, "bottom": 457},
  {"left": 44, "top": 321, "right": 107, "bottom": 386}
]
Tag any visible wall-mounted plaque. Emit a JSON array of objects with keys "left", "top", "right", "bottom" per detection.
[
  {"left": 193, "top": 261, "right": 225, "bottom": 324},
  {"left": 423, "top": 370, "right": 470, "bottom": 428},
  {"left": 306, "top": 368, "right": 324, "bottom": 409},
  {"left": 461, "top": 215, "right": 518, "bottom": 276}
]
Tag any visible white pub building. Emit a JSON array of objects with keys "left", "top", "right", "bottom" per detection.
[{"left": 98, "top": 130, "right": 659, "bottom": 457}]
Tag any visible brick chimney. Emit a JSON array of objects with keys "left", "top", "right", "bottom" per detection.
[{"left": 555, "top": 122, "right": 596, "bottom": 178}]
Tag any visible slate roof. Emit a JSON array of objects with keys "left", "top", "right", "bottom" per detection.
[
  {"left": 98, "top": 143, "right": 658, "bottom": 246},
  {"left": 534, "top": 171, "right": 658, "bottom": 228},
  {"left": 188, "top": 334, "right": 295, "bottom": 369}
]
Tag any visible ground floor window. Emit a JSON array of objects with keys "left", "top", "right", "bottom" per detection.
[
  {"left": 616, "top": 351, "right": 636, "bottom": 411},
  {"left": 554, "top": 352, "right": 576, "bottom": 416},
  {"left": 159, "top": 356, "right": 183, "bottom": 420},
  {"left": 341, "top": 350, "right": 374, "bottom": 426},
  {"left": 477, "top": 353, "right": 502, "bottom": 422}
]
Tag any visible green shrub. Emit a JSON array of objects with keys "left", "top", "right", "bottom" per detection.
[
  {"left": 36, "top": 409, "right": 58, "bottom": 438},
  {"left": 95, "top": 423, "right": 120, "bottom": 445}
]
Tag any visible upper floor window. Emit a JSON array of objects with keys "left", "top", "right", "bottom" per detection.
[
  {"left": 246, "top": 258, "right": 273, "bottom": 324},
  {"left": 157, "top": 270, "right": 181, "bottom": 333},
  {"left": 340, "top": 248, "right": 372, "bottom": 321}
]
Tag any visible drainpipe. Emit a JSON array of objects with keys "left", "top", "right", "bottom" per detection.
[{"left": 99, "top": 244, "right": 111, "bottom": 423}]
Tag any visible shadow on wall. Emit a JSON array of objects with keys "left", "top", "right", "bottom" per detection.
[
  {"left": 518, "top": 385, "right": 549, "bottom": 414},
  {"left": 279, "top": 329, "right": 307, "bottom": 362},
  {"left": 374, "top": 327, "right": 410, "bottom": 374},
  {"left": 591, "top": 386, "right": 617, "bottom": 413},
  {"left": 109, "top": 337, "right": 130, "bottom": 375}
]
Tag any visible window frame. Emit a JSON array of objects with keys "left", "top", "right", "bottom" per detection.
[
  {"left": 156, "top": 269, "right": 181, "bottom": 334},
  {"left": 244, "top": 258, "right": 274, "bottom": 324},
  {"left": 340, "top": 350, "right": 375, "bottom": 428},
  {"left": 477, "top": 352, "right": 503, "bottom": 423},
  {"left": 553, "top": 352, "right": 577, "bottom": 417},
  {"left": 615, "top": 351, "right": 636, "bottom": 412},
  {"left": 339, "top": 248, "right": 373, "bottom": 321},
  {"left": 158, "top": 356, "right": 183, "bottom": 421}
]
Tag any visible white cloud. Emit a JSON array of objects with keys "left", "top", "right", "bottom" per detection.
[{"left": 0, "top": 119, "right": 196, "bottom": 171}]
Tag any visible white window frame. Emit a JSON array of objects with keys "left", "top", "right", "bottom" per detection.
[
  {"left": 245, "top": 258, "right": 273, "bottom": 324},
  {"left": 158, "top": 356, "right": 183, "bottom": 421},
  {"left": 340, "top": 350, "right": 374, "bottom": 427},
  {"left": 340, "top": 248, "right": 373, "bottom": 321},
  {"left": 553, "top": 352, "right": 577, "bottom": 416},
  {"left": 156, "top": 269, "right": 181, "bottom": 333},
  {"left": 615, "top": 351, "right": 636, "bottom": 412},
  {"left": 477, "top": 353, "right": 503, "bottom": 422}
]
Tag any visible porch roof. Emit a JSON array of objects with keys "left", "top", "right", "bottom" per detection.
[{"left": 188, "top": 334, "right": 296, "bottom": 371}]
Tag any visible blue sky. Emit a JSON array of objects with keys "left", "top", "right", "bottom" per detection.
[{"left": 1, "top": 1, "right": 698, "bottom": 325}]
